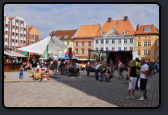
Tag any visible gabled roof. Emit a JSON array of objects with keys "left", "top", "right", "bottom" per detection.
[
  {"left": 9, "top": 17, "right": 15, "bottom": 21},
  {"left": 75, "top": 24, "right": 101, "bottom": 37},
  {"left": 96, "top": 18, "right": 135, "bottom": 37},
  {"left": 54, "top": 29, "right": 77, "bottom": 40},
  {"left": 28, "top": 27, "right": 33, "bottom": 32},
  {"left": 135, "top": 24, "right": 159, "bottom": 35}
]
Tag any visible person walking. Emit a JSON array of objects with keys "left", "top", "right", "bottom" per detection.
[
  {"left": 127, "top": 60, "right": 137, "bottom": 99},
  {"left": 148, "top": 62, "right": 152, "bottom": 77},
  {"left": 19, "top": 65, "right": 24, "bottom": 79},
  {"left": 137, "top": 58, "right": 149, "bottom": 101},
  {"left": 109, "top": 59, "right": 114, "bottom": 77},
  {"left": 118, "top": 60, "right": 124, "bottom": 79},
  {"left": 135, "top": 58, "right": 141, "bottom": 90},
  {"left": 95, "top": 62, "right": 100, "bottom": 81},
  {"left": 31, "top": 58, "right": 37, "bottom": 73},
  {"left": 53, "top": 59, "right": 57, "bottom": 75}
]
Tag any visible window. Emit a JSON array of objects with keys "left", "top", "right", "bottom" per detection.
[
  {"left": 76, "top": 49, "right": 78, "bottom": 55},
  {"left": 20, "top": 40, "right": 22, "bottom": 43},
  {"left": 106, "top": 39, "right": 109, "bottom": 44},
  {"left": 23, "top": 41, "right": 25, "bottom": 44},
  {"left": 24, "top": 34, "right": 26, "bottom": 37},
  {"left": 76, "top": 42, "right": 78, "bottom": 47},
  {"left": 144, "top": 41, "right": 147, "bottom": 46},
  {"left": 13, "top": 25, "right": 15, "bottom": 29},
  {"left": 138, "top": 37, "right": 141, "bottom": 39},
  {"left": 130, "top": 47, "right": 133, "bottom": 50},
  {"left": 12, "top": 46, "right": 14, "bottom": 49},
  {"left": 144, "top": 50, "right": 147, "bottom": 55},
  {"left": 155, "top": 49, "right": 157, "bottom": 56},
  {"left": 138, "top": 50, "right": 141, "bottom": 55},
  {"left": 88, "top": 42, "right": 91, "bottom": 46},
  {"left": 16, "top": 33, "right": 18, "bottom": 36},
  {"left": 96, "top": 40, "right": 98, "bottom": 44},
  {"left": 64, "top": 35, "right": 69, "bottom": 38},
  {"left": 57, "top": 35, "right": 62, "bottom": 38},
  {"left": 130, "top": 38, "right": 133, "bottom": 43},
  {"left": 144, "top": 27, "right": 151, "bottom": 32},
  {"left": 21, "top": 21, "right": 23, "bottom": 24},
  {"left": 118, "top": 47, "right": 121, "bottom": 50},
  {"left": 148, "top": 41, "right": 151, "bottom": 46},
  {"left": 148, "top": 36, "right": 151, "bottom": 39},
  {"left": 115, "top": 22, "right": 119, "bottom": 25},
  {"left": 21, "top": 34, "right": 22, "bottom": 37},
  {"left": 16, "top": 26, "right": 18, "bottom": 29},
  {"left": 144, "top": 36, "right": 147, "bottom": 39},
  {"left": 82, "top": 42, "right": 84, "bottom": 47},
  {"left": 96, "top": 48, "right": 98, "bottom": 50},
  {"left": 4, "top": 45, "right": 7, "bottom": 48},
  {"left": 101, "top": 47, "right": 103, "bottom": 50},
  {"left": 16, "top": 40, "right": 17, "bottom": 43},
  {"left": 5, "top": 38, "right": 7, "bottom": 42},
  {"left": 5, "top": 31, "right": 7, "bottom": 35},
  {"left": 155, "top": 36, "right": 157, "bottom": 39},
  {"left": 118, "top": 39, "right": 121, "bottom": 44},
  {"left": 67, "top": 41, "right": 69, "bottom": 45},
  {"left": 6, "top": 24, "right": 8, "bottom": 27},
  {"left": 124, "top": 30, "right": 128, "bottom": 34},
  {"left": 101, "top": 31, "right": 105, "bottom": 35},
  {"left": 16, "top": 20, "right": 18, "bottom": 23},
  {"left": 106, "top": 47, "right": 108, "bottom": 50},
  {"left": 12, "top": 39, "right": 14, "bottom": 42},
  {"left": 101, "top": 39, "right": 104, "bottom": 44},
  {"left": 124, "top": 47, "right": 127, "bottom": 50},
  {"left": 24, "top": 28, "right": 26, "bottom": 31},
  {"left": 124, "top": 39, "right": 127, "bottom": 43},
  {"left": 112, "top": 39, "right": 115, "bottom": 43},
  {"left": 148, "top": 50, "right": 151, "bottom": 55},
  {"left": 12, "top": 32, "right": 14, "bottom": 36},
  {"left": 21, "top": 27, "right": 23, "bottom": 31},
  {"left": 82, "top": 50, "right": 84, "bottom": 55},
  {"left": 155, "top": 41, "right": 157, "bottom": 47}
]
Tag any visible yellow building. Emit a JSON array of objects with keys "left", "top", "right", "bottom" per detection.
[
  {"left": 54, "top": 29, "right": 78, "bottom": 57},
  {"left": 135, "top": 24, "right": 159, "bottom": 62}
]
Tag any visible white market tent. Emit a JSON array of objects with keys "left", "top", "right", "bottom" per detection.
[
  {"left": 4, "top": 50, "right": 27, "bottom": 57},
  {"left": 18, "top": 35, "right": 69, "bottom": 58},
  {"left": 132, "top": 51, "right": 140, "bottom": 60}
]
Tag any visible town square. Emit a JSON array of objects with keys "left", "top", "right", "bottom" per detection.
[{"left": 3, "top": 4, "right": 159, "bottom": 107}]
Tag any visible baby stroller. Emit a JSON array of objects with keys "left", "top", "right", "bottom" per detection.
[{"left": 67, "top": 66, "right": 77, "bottom": 76}]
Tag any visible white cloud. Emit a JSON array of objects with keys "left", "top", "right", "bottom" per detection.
[{"left": 4, "top": 4, "right": 159, "bottom": 39}]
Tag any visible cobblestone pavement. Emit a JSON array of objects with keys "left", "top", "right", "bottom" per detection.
[{"left": 4, "top": 70, "right": 159, "bottom": 107}]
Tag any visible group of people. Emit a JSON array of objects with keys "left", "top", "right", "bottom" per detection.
[{"left": 4, "top": 56, "right": 23, "bottom": 64}]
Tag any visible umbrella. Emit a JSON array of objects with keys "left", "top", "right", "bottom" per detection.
[{"left": 15, "top": 50, "right": 36, "bottom": 56}]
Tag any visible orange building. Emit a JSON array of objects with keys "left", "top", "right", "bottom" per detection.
[
  {"left": 135, "top": 24, "right": 159, "bottom": 62},
  {"left": 28, "top": 27, "right": 40, "bottom": 45},
  {"left": 73, "top": 24, "right": 101, "bottom": 60}
]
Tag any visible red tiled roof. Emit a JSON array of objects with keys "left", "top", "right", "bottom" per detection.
[
  {"left": 135, "top": 24, "right": 159, "bottom": 34},
  {"left": 96, "top": 18, "right": 135, "bottom": 36},
  {"left": 9, "top": 17, "right": 15, "bottom": 21},
  {"left": 75, "top": 24, "right": 101, "bottom": 37},
  {"left": 54, "top": 29, "right": 77, "bottom": 40},
  {"left": 28, "top": 27, "right": 33, "bottom": 32}
]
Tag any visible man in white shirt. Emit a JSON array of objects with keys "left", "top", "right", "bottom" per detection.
[
  {"left": 137, "top": 58, "right": 149, "bottom": 100},
  {"left": 76, "top": 62, "right": 80, "bottom": 75},
  {"left": 95, "top": 62, "right": 100, "bottom": 81}
]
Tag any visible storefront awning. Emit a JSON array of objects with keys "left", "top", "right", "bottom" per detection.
[{"left": 4, "top": 50, "right": 27, "bottom": 57}]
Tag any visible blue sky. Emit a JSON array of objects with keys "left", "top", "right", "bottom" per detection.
[{"left": 4, "top": 4, "right": 159, "bottom": 39}]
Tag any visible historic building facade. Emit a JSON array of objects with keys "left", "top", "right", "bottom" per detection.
[
  {"left": 135, "top": 24, "right": 159, "bottom": 62},
  {"left": 28, "top": 27, "right": 40, "bottom": 45}
]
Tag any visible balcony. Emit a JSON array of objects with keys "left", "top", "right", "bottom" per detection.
[
  {"left": 16, "top": 29, "right": 18, "bottom": 33},
  {"left": 5, "top": 35, "right": 8, "bottom": 38},
  {"left": 12, "top": 29, "right": 15, "bottom": 32}
]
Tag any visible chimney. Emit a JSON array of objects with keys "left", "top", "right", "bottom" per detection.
[
  {"left": 124, "top": 16, "right": 128, "bottom": 21},
  {"left": 107, "top": 17, "right": 112, "bottom": 22},
  {"left": 136, "top": 24, "right": 139, "bottom": 31}
]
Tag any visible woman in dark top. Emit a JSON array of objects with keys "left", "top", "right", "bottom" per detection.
[{"left": 127, "top": 60, "right": 137, "bottom": 99}]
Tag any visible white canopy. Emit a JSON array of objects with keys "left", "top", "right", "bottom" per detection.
[
  {"left": 4, "top": 50, "right": 27, "bottom": 57},
  {"left": 132, "top": 51, "right": 140, "bottom": 60},
  {"left": 18, "top": 35, "right": 68, "bottom": 55}
]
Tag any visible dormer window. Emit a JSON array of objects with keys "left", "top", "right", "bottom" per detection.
[
  {"left": 144, "top": 27, "right": 151, "bottom": 32},
  {"left": 115, "top": 22, "right": 119, "bottom": 25},
  {"left": 57, "top": 35, "right": 62, "bottom": 38},
  {"left": 124, "top": 30, "right": 128, "bottom": 34},
  {"left": 64, "top": 35, "right": 69, "bottom": 38},
  {"left": 101, "top": 31, "right": 105, "bottom": 35}
]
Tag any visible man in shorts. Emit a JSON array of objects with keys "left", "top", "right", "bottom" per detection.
[
  {"left": 136, "top": 58, "right": 149, "bottom": 100},
  {"left": 53, "top": 59, "right": 57, "bottom": 75}
]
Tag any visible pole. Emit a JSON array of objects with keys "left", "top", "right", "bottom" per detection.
[
  {"left": 47, "top": 45, "right": 48, "bottom": 58},
  {"left": 69, "top": 47, "right": 72, "bottom": 66}
]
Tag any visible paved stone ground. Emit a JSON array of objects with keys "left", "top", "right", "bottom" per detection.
[{"left": 4, "top": 70, "right": 159, "bottom": 107}]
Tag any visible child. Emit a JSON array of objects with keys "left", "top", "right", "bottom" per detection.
[{"left": 19, "top": 65, "right": 24, "bottom": 79}]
